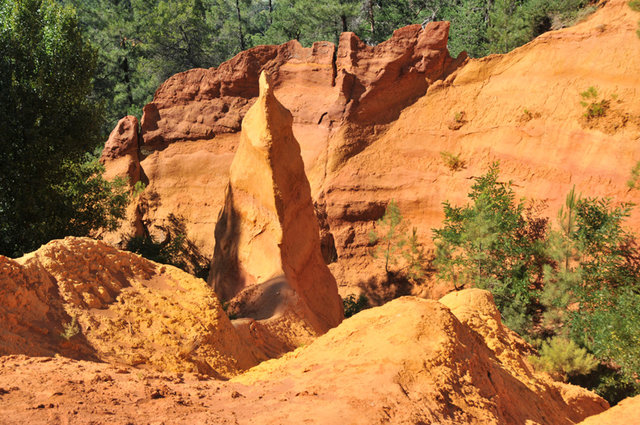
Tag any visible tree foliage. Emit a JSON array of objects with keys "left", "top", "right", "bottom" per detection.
[
  {"left": 433, "top": 163, "right": 548, "bottom": 334},
  {"left": 529, "top": 337, "right": 599, "bottom": 381},
  {"left": 369, "top": 200, "right": 427, "bottom": 284},
  {"left": 0, "top": 0, "right": 128, "bottom": 257},
  {"left": 434, "top": 164, "right": 640, "bottom": 402}
]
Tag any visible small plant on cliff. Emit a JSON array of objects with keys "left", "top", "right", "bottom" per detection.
[
  {"left": 627, "top": 161, "right": 640, "bottom": 190},
  {"left": 440, "top": 151, "right": 466, "bottom": 172},
  {"left": 342, "top": 294, "right": 370, "bottom": 318},
  {"left": 579, "top": 86, "right": 609, "bottom": 120},
  {"left": 369, "top": 200, "right": 427, "bottom": 284},
  {"left": 60, "top": 316, "right": 80, "bottom": 341},
  {"left": 529, "top": 337, "right": 598, "bottom": 381},
  {"left": 132, "top": 181, "right": 147, "bottom": 198},
  {"left": 448, "top": 111, "right": 467, "bottom": 130},
  {"left": 631, "top": 1, "right": 640, "bottom": 38}
]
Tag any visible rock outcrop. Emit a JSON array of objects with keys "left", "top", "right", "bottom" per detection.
[
  {"left": 102, "top": 0, "right": 640, "bottom": 298},
  {"left": 576, "top": 395, "right": 640, "bottom": 425},
  {"left": 101, "top": 21, "right": 458, "bottom": 265},
  {"left": 210, "top": 72, "right": 343, "bottom": 356},
  {"left": 0, "top": 237, "right": 259, "bottom": 377},
  {"left": 0, "top": 289, "right": 608, "bottom": 424},
  {"left": 100, "top": 115, "right": 141, "bottom": 185}
]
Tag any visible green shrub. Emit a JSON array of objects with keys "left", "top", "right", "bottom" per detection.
[
  {"left": 529, "top": 337, "right": 598, "bottom": 380},
  {"left": 343, "top": 294, "right": 370, "bottom": 318},
  {"left": 132, "top": 180, "right": 147, "bottom": 198},
  {"left": 126, "top": 233, "right": 187, "bottom": 269},
  {"left": 570, "top": 364, "right": 640, "bottom": 406},
  {"left": 440, "top": 151, "right": 466, "bottom": 172},
  {"left": 369, "top": 200, "right": 427, "bottom": 284},
  {"left": 60, "top": 316, "right": 80, "bottom": 341},
  {"left": 542, "top": 194, "right": 640, "bottom": 398},
  {"left": 432, "top": 163, "right": 549, "bottom": 335},
  {"left": 579, "top": 86, "right": 610, "bottom": 120},
  {"left": 627, "top": 161, "right": 640, "bottom": 190}
]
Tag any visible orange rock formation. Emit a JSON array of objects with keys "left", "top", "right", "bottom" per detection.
[
  {"left": 101, "top": 0, "right": 640, "bottom": 297},
  {"left": 210, "top": 72, "right": 343, "bottom": 356},
  {"left": 576, "top": 395, "right": 640, "bottom": 425},
  {"left": 0, "top": 237, "right": 260, "bottom": 377},
  {"left": 100, "top": 115, "right": 141, "bottom": 185},
  {"left": 0, "top": 288, "right": 607, "bottom": 424}
]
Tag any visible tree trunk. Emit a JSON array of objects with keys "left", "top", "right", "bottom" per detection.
[
  {"left": 368, "top": 0, "right": 375, "bottom": 35},
  {"left": 235, "top": 0, "right": 246, "bottom": 51}
]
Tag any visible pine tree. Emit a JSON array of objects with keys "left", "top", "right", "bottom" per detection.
[
  {"left": 369, "top": 200, "right": 427, "bottom": 283},
  {"left": 488, "top": 0, "right": 529, "bottom": 54}
]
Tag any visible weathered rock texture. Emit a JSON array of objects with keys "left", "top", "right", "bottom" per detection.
[
  {"left": 0, "top": 289, "right": 607, "bottom": 424},
  {"left": 103, "top": 0, "right": 640, "bottom": 298},
  {"left": 100, "top": 115, "right": 141, "bottom": 185},
  {"left": 576, "top": 395, "right": 640, "bottom": 425},
  {"left": 0, "top": 237, "right": 259, "bottom": 377},
  {"left": 210, "top": 72, "right": 343, "bottom": 355},
  {"left": 101, "top": 21, "right": 459, "bottom": 273}
]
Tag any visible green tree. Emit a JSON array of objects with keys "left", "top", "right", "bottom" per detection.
[
  {"left": 566, "top": 199, "right": 640, "bottom": 384},
  {"left": 369, "top": 200, "right": 427, "bottom": 283},
  {"left": 432, "top": 163, "right": 548, "bottom": 334},
  {"left": 0, "top": 0, "right": 127, "bottom": 256},
  {"left": 446, "top": 0, "right": 490, "bottom": 58},
  {"left": 529, "top": 337, "right": 598, "bottom": 381},
  {"left": 542, "top": 193, "right": 640, "bottom": 400},
  {"left": 255, "top": 0, "right": 359, "bottom": 46},
  {"left": 65, "top": 0, "right": 150, "bottom": 134},
  {"left": 540, "top": 186, "right": 582, "bottom": 331},
  {"left": 488, "top": 0, "right": 529, "bottom": 54}
]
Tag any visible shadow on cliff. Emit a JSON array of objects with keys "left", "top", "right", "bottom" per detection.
[
  {"left": 209, "top": 186, "right": 242, "bottom": 302},
  {"left": 356, "top": 258, "right": 436, "bottom": 306},
  {"left": 357, "top": 272, "right": 414, "bottom": 306},
  {"left": 125, "top": 213, "right": 210, "bottom": 279}
]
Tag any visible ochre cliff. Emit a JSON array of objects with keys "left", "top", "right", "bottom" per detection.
[
  {"left": 101, "top": 21, "right": 460, "bottom": 284},
  {"left": 0, "top": 289, "right": 608, "bottom": 424},
  {"left": 209, "top": 72, "right": 343, "bottom": 356},
  {"left": 102, "top": 0, "right": 640, "bottom": 297}
]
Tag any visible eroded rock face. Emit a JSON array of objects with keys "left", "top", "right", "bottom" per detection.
[
  {"left": 0, "top": 237, "right": 260, "bottom": 377},
  {"left": 102, "top": 22, "right": 457, "bottom": 265},
  {"left": 576, "top": 395, "right": 640, "bottom": 425},
  {"left": 0, "top": 289, "right": 608, "bottom": 424},
  {"left": 104, "top": 0, "right": 640, "bottom": 299},
  {"left": 100, "top": 115, "right": 141, "bottom": 185},
  {"left": 138, "top": 23, "right": 455, "bottom": 149},
  {"left": 209, "top": 72, "right": 343, "bottom": 355}
]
